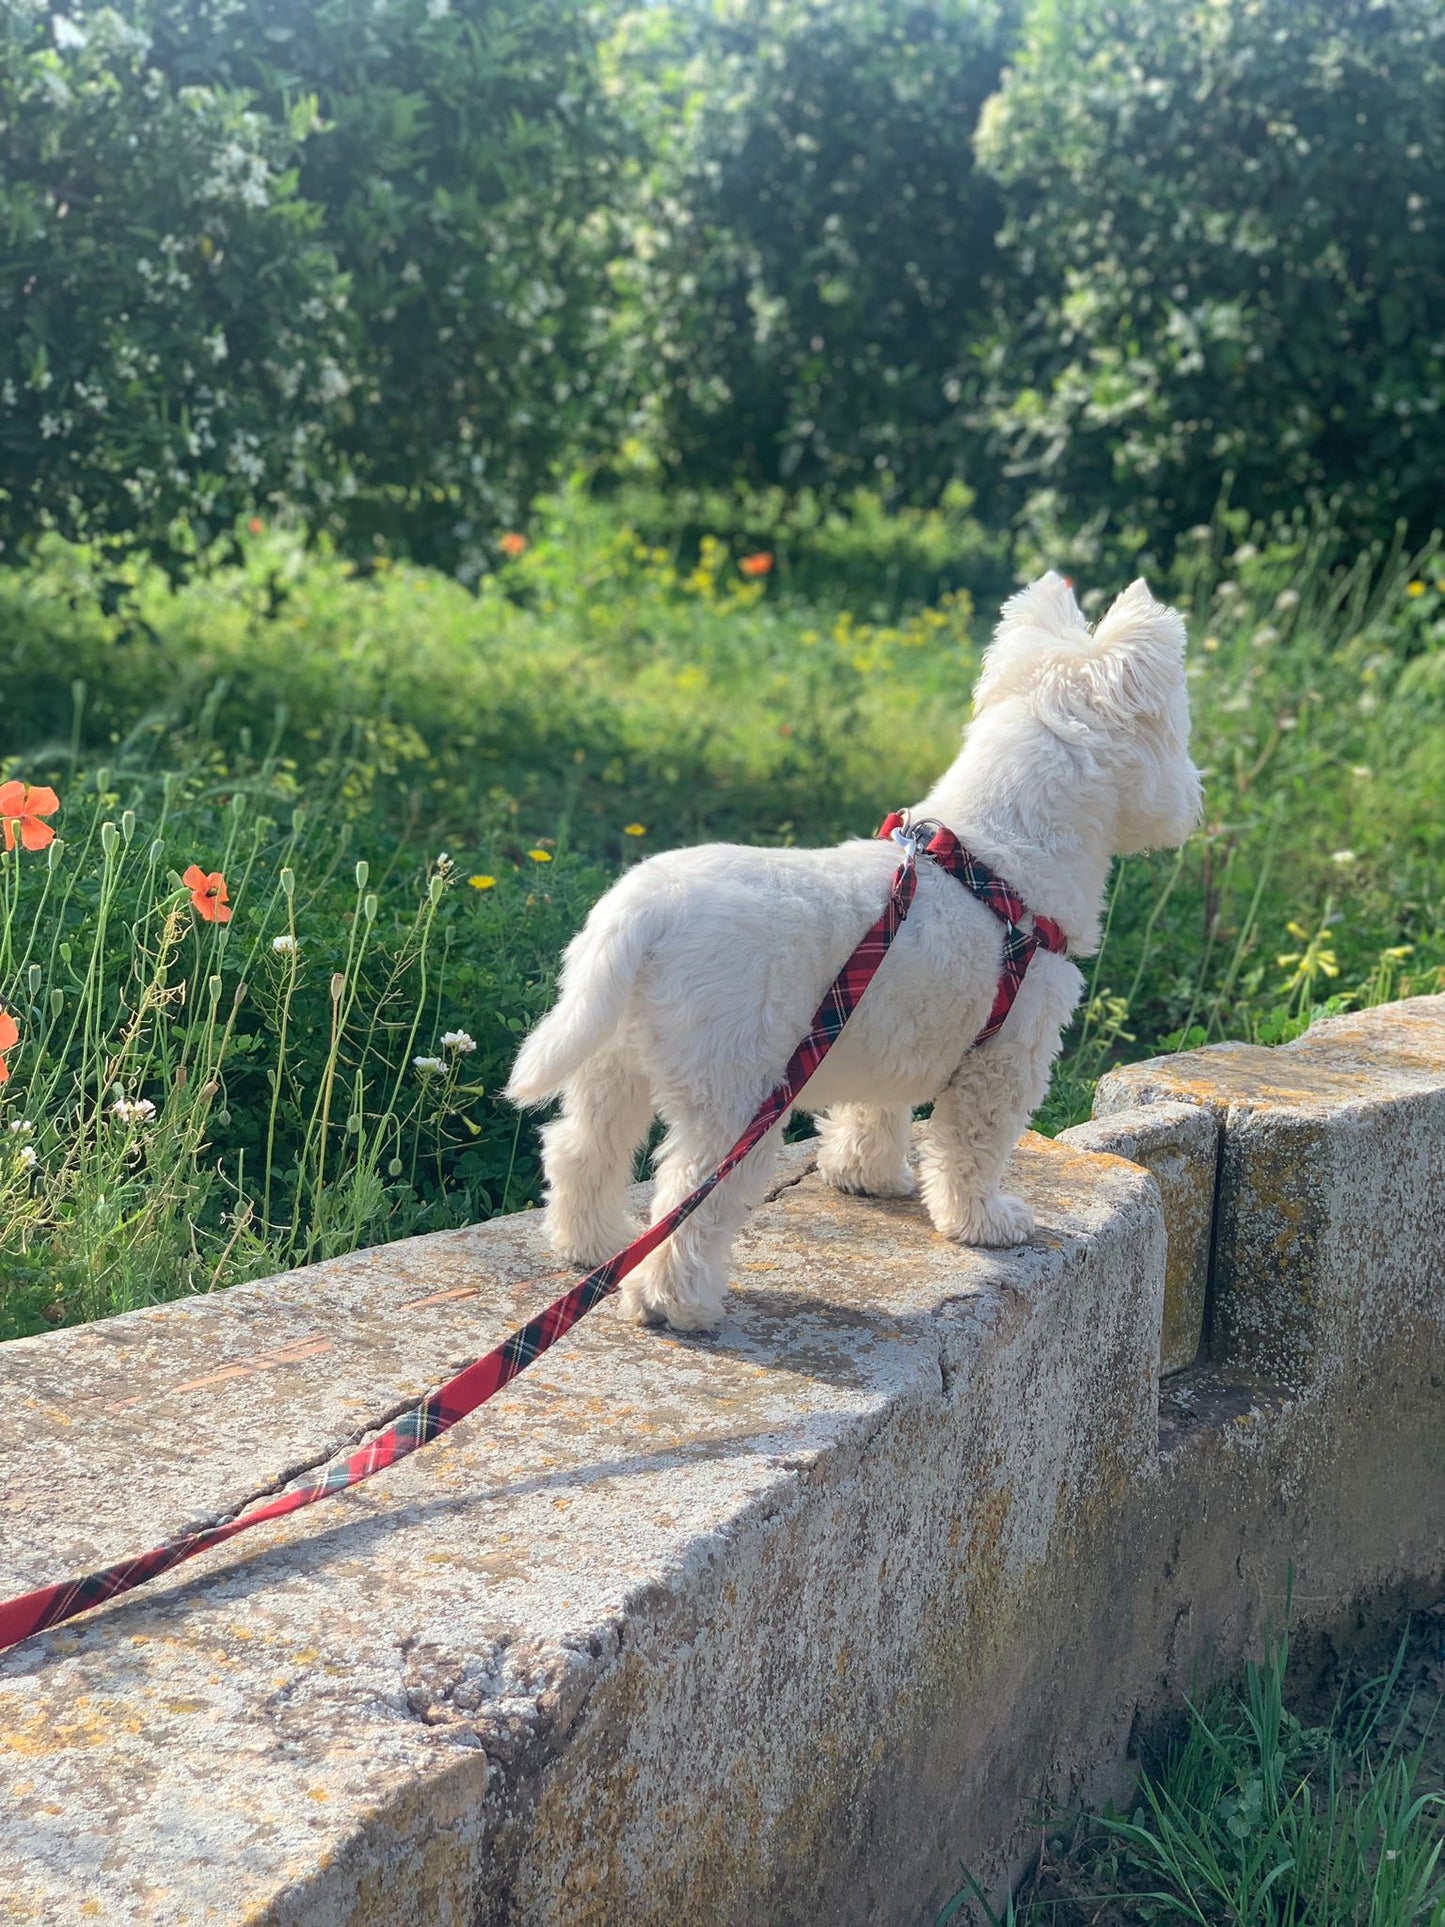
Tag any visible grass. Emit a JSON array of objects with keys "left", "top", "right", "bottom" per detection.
[
  {"left": 0, "top": 487, "right": 1442, "bottom": 1335},
  {"left": 941, "top": 1613, "right": 1445, "bottom": 1927}
]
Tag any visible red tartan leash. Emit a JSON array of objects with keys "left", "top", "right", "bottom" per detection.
[{"left": 0, "top": 815, "right": 1065, "bottom": 1658}]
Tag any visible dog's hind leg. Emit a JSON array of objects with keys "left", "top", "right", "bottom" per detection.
[
  {"left": 619, "top": 1109, "right": 785, "bottom": 1333},
  {"left": 540, "top": 1044, "right": 655, "bottom": 1268},
  {"left": 815, "top": 1103, "right": 916, "bottom": 1197},
  {"left": 917, "top": 1041, "right": 1050, "bottom": 1246}
]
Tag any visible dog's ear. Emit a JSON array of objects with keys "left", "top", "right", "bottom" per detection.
[
  {"left": 975, "top": 574, "right": 1187, "bottom": 738},
  {"left": 1074, "top": 579, "right": 1188, "bottom": 727},
  {"left": 972, "top": 572, "right": 1091, "bottom": 717}
]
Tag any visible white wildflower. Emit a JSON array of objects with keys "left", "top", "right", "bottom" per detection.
[
  {"left": 413, "top": 1055, "right": 445, "bottom": 1076},
  {"left": 1331, "top": 850, "right": 1357, "bottom": 866},
  {"left": 17, "top": 1144, "right": 37, "bottom": 1169},
  {"left": 400, "top": 261, "right": 423, "bottom": 285},
  {"left": 111, "top": 1096, "right": 157, "bottom": 1125},
  {"left": 271, "top": 934, "right": 298, "bottom": 955},
  {"left": 39, "top": 414, "right": 62, "bottom": 439},
  {"left": 52, "top": 14, "right": 87, "bottom": 49},
  {"left": 1274, "top": 589, "right": 1300, "bottom": 612},
  {"left": 8, "top": 1119, "right": 33, "bottom": 1135},
  {"left": 440, "top": 1030, "right": 476, "bottom": 1054},
  {"left": 315, "top": 360, "right": 351, "bottom": 404}
]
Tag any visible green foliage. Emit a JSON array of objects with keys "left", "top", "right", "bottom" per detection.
[
  {"left": 0, "top": 0, "right": 351, "bottom": 566},
  {"left": 943, "top": 1618, "right": 1445, "bottom": 1926},
  {"left": 144, "top": 0, "right": 632, "bottom": 571},
  {"left": 0, "top": 0, "right": 629, "bottom": 570},
  {"left": 976, "top": 0, "right": 1445, "bottom": 560},
  {"left": 607, "top": 0, "right": 1015, "bottom": 500},
  {"left": 602, "top": 475, "right": 1014, "bottom": 618},
  {"left": 0, "top": 490, "right": 985, "bottom": 860}
]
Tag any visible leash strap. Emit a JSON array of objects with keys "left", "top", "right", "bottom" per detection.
[{"left": 0, "top": 845, "right": 923, "bottom": 1655}]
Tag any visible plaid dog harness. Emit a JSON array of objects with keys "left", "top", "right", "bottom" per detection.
[
  {"left": 877, "top": 809, "right": 1068, "bottom": 1045},
  {"left": 0, "top": 811, "right": 1066, "bottom": 1656}
]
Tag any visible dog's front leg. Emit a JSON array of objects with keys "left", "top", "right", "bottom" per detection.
[
  {"left": 815, "top": 1104, "right": 916, "bottom": 1197},
  {"left": 917, "top": 1041, "right": 1050, "bottom": 1247}
]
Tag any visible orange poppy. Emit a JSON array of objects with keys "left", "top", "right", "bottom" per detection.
[
  {"left": 0, "top": 781, "right": 59, "bottom": 853},
  {"left": 500, "top": 532, "right": 528, "bottom": 558},
  {"left": 0, "top": 1008, "right": 17, "bottom": 1083},
  {"left": 739, "top": 552, "right": 773, "bottom": 578},
  {"left": 183, "top": 864, "right": 232, "bottom": 924},
  {"left": 248, "top": 517, "right": 264, "bottom": 535}
]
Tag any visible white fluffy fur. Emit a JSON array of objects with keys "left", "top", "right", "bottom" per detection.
[{"left": 507, "top": 575, "right": 1201, "bottom": 1332}]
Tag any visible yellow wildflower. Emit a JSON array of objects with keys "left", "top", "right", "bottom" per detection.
[
  {"left": 1407, "top": 580, "right": 1425, "bottom": 597},
  {"left": 623, "top": 823, "right": 646, "bottom": 837},
  {"left": 469, "top": 875, "right": 497, "bottom": 891},
  {"left": 528, "top": 849, "right": 552, "bottom": 863}
]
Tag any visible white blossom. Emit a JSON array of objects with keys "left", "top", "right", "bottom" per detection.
[
  {"left": 111, "top": 1096, "right": 157, "bottom": 1125},
  {"left": 315, "top": 360, "right": 351, "bottom": 404},
  {"left": 272, "top": 934, "right": 298, "bottom": 955},
  {"left": 413, "top": 1055, "right": 445, "bottom": 1076},
  {"left": 440, "top": 1030, "right": 477, "bottom": 1054}
]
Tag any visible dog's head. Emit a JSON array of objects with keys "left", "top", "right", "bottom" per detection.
[{"left": 973, "top": 573, "right": 1202, "bottom": 854}]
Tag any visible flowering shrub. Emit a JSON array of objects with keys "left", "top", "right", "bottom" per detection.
[
  {"left": 0, "top": 0, "right": 629, "bottom": 570},
  {"left": 610, "top": 0, "right": 1012, "bottom": 501},
  {"left": 0, "top": 1, "right": 354, "bottom": 564},
  {"left": 975, "top": 0, "right": 1445, "bottom": 557}
]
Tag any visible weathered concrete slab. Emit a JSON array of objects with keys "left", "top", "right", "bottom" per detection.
[
  {"left": 1095, "top": 994, "right": 1445, "bottom": 1387},
  {"left": 1061, "top": 1100, "right": 1219, "bottom": 1373},
  {"left": 0, "top": 1136, "right": 1168, "bottom": 1925},
  {"left": 0, "top": 999, "right": 1442, "bottom": 1926}
]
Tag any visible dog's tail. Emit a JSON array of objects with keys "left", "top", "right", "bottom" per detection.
[{"left": 505, "top": 876, "right": 658, "bottom": 1106}]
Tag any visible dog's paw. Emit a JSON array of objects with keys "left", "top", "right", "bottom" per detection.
[
  {"left": 618, "top": 1268, "right": 727, "bottom": 1334},
  {"left": 545, "top": 1210, "right": 641, "bottom": 1272},
  {"left": 818, "top": 1156, "right": 916, "bottom": 1200},
  {"left": 942, "top": 1191, "right": 1035, "bottom": 1248}
]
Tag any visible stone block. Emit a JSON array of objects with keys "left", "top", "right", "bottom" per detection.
[
  {"left": 1095, "top": 994, "right": 1445, "bottom": 1388},
  {"left": 1061, "top": 1100, "right": 1219, "bottom": 1374}
]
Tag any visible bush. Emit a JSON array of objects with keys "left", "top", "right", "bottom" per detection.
[
  {"left": 976, "top": 0, "right": 1445, "bottom": 560},
  {"left": 0, "top": 0, "right": 631, "bottom": 571},
  {"left": 0, "top": 2, "right": 351, "bottom": 566},
  {"left": 145, "top": 0, "right": 632, "bottom": 572},
  {"left": 610, "top": 0, "right": 1015, "bottom": 503}
]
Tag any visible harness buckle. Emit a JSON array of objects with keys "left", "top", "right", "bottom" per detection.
[{"left": 887, "top": 809, "right": 939, "bottom": 862}]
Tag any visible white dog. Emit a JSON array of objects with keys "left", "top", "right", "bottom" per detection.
[{"left": 507, "top": 575, "right": 1201, "bottom": 1332}]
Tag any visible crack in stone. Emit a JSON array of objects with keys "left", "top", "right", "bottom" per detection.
[{"left": 178, "top": 1384, "right": 443, "bottom": 1538}]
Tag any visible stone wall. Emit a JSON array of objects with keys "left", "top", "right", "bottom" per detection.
[{"left": 1, "top": 997, "right": 1442, "bottom": 1925}]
